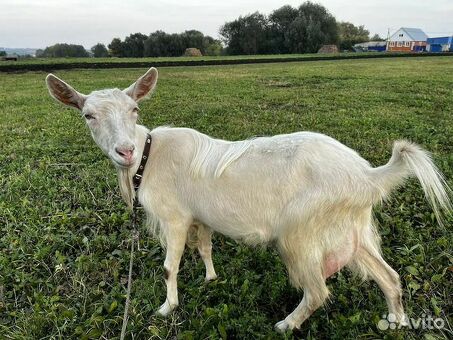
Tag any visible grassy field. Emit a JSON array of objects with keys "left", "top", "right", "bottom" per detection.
[
  {"left": 3, "top": 53, "right": 452, "bottom": 73},
  {"left": 0, "top": 52, "right": 371, "bottom": 65},
  {"left": 1, "top": 57, "right": 452, "bottom": 339}
]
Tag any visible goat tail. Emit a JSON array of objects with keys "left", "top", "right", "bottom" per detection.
[{"left": 369, "top": 140, "right": 452, "bottom": 225}]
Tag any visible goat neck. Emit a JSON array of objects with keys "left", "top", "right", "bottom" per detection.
[{"left": 117, "top": 124, "right": 151, "bottom": 208}]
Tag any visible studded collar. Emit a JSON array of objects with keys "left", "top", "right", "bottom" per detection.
[{"left": 132, "top": 132, "right": 152, "bottom": 194}]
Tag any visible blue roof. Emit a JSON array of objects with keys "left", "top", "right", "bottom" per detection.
[{"left": 427, "top": 36, "right": 453, "bottom": 44}]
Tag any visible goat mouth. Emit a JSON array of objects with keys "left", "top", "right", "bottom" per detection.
[{"left": 112, "top": 159, "right": 134, "bottom": 169}]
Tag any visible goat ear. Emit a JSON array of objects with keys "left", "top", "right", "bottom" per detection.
[
  {"left": 124, "top": 67, "right": 158, "bottom": 102},
  {"left": 46, "top": 74, "right": 86, "bottom": 110}
]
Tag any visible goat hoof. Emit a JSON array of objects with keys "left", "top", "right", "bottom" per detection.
[
  {"left": 155, "top": 301, "right": 177, "bottom": 317},
  {"left": 275, "top": 319, "right": 294, "bottom": 333},
  {"left": 397, "top": 314, "right": 409, "bottom": 326},
  {"left": 205, "top": 274, "right": 218, "bottom": 282}
]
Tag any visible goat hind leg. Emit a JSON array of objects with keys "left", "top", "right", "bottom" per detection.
[
  {"left": 275, "top": 264, "right": 329, "bottom": 332},
  {"left": 275, "top": 280, "right": 329, "bottom": 332},
  {"left": 196, "top": 224, "right": 217, "bottom": 281},
  {"left": 352, "top": 247, "right": 407, "bottom": 324}
]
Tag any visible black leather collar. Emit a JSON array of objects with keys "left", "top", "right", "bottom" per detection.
[{"left": 133, "top": 132, "right": 152, "bottom": 193}]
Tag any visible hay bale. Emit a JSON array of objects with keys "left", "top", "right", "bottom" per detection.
[
  {"left": 184, "top": 48, "right": 203, "bottom": 57},
  {"left": 317, "top": 45, "right": 339, "bottom": 54}
]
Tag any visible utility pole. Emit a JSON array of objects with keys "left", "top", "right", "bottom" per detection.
[{"left": 386, "top": 28, "right": 391, "bottom": 52}]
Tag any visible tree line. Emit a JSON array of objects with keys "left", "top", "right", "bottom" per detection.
[
  {"left": 35, "top": 1, "right": 381, "bottom": 58},
  {"left": 36, "top": 30, "right": 222, "bottom": 58},
  {"left": 108, "top": 30, "right": 222, "bottom": 57}
]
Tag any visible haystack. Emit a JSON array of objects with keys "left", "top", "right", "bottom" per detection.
[
  {"left": 317, "top": 45, "right": 339, "bottom": 53},
  {"left": 184, "top": 48, "right": 202, "bottom": 57}
]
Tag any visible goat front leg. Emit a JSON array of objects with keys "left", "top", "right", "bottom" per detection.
[{"left": 156, "top": 221, "right": 188, "bottom": 317}]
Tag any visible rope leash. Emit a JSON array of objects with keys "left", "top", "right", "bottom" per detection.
[
  {"left": 120, "top": 133, "right": 152, "bottom": 339},
  {"left": 120, "top": 201, "right": 139, "bottom": 340}
]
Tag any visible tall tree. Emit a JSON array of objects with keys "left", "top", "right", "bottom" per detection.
[
  {"left": 108, "top": 38, "right": 125, "bottom": 57},
  {"left": 268, "top": 5, "right": 299, "bottom": 53},
  {"left": 220, "top": 12, "right": 269, "bottom": 55},
  {"left": 144, "top": 31, "right": 183, "bottom": 57},
  {"left": 286, "top": 2, "right": 338, "bottom": 53},
  {"left": 91, "top": 43, "right": 109, "bottom": 57},
  {"left": 123, "top": 33, "right": 148, "bottom": 57},
  {"left": 182, "top": 30, "right": 205, "bottom": 52},
  {"left": 338, "top": 22, "right": 369, "bottom": 50}
]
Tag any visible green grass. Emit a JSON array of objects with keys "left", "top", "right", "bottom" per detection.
[
  {"left": 3, "top": 53, "right": 451, "bottom": 73},
  {"left": 1, "top": 53, "right": 363, "bottom": 65},
  {"left": 1, "top": 57, "right": 452, "bottom": 339}
]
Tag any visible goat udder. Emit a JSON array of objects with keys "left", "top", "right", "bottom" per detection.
[{"left": 323, "top": 235, "right": 358, "bottom": 278}]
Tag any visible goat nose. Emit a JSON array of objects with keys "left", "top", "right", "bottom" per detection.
[{"left": 115, "top": 146, "right": 135, "bottom": 160}]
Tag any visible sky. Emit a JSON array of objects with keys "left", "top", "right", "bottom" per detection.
[{"left": 1, "top": 0, "right": 453, "bottom": 48}]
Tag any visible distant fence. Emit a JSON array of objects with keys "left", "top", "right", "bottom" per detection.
[{"left": 1, "top": 52, "right": 452, "bottom": 72}]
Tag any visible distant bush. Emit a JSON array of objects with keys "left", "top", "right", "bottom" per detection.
[
  {"left": 205, "top": 41, "right": 223, "bottom": 56},
  {"left": 38, "top": 43, "right": 89, "bottom": 58}
]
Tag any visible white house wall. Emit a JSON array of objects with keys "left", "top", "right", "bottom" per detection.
[{"left": 390, "top": 28, "right": 415, "bottom": 42}]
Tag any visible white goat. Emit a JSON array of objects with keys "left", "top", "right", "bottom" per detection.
[{"left": 46, "top": 67, "right": 451, "bottom": 332}]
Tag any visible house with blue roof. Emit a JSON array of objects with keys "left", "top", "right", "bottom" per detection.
[{"left": 387, "top": 27, "right": 428, "bottom": 52}]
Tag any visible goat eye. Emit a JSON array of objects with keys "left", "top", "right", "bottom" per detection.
[
  {"left": 132, "top": 107, "right": 139, "bottom": 114},
  {"left": 84, "top": 114, "right": 95, "bottom": 120}
]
